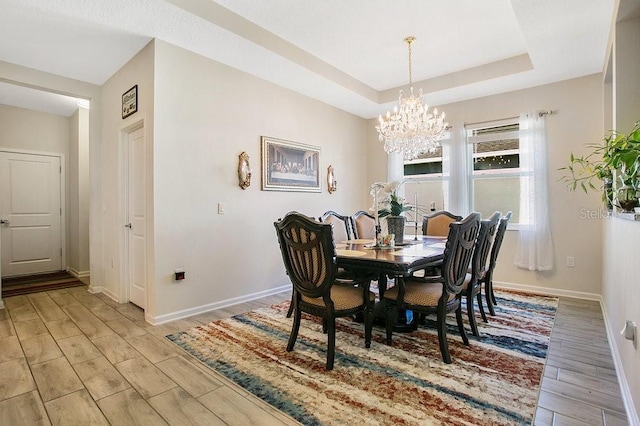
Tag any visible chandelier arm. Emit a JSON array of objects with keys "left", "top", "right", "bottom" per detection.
[{"left": 408, "top": 41, "right": 412, "bottom": 85}]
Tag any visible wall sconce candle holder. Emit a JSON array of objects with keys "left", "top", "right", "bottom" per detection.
[
  {"left": 238, "top": 151, "right": 251, "bottom": 189},
  {"left": 327, "top": 165, "right": 337, "bottom": 194}
]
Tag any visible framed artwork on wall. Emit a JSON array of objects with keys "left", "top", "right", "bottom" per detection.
[
  {"left": 261, "top": 136, "right": 321, "bottom": 192},
  {"left": 122, "top": 85, "right": 138, "bottom": 119}
]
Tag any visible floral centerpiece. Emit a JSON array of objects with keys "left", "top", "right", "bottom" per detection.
[
  {"left": 375, "top": 180, "right": 413, "bottom": 218},
  {"left": 370, "top": 180, "right": 413, "bottom": 244}
]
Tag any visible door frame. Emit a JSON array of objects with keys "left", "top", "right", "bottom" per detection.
[
  {"left": 0, "top": 147, "right": 66, "bottom": 279},
  {"left": 118, "top": 119, "right": 147, "bottom": 307}
]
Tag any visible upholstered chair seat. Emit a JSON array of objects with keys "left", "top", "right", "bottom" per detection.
[
  {"left": 384, "top": 280, "right": 456, "bottom": 306},
  {"left": 302, "top": 286, "right": 376, "bottom": 310}
]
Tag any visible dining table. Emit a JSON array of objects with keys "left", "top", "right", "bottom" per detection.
[{"left": 335, "top": 235, "right": 447, "bottom": 330}]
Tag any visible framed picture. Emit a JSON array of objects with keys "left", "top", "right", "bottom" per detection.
[
  {"left": 122, "top": 85, "right": 138, "bottom": 119},
  {"left": 261, "top": 136, "right": 321, "bottom": 192}
]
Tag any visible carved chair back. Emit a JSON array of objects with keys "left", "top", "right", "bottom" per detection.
[
  {"left": 442, "top": 212, "right": 481, "bottom": 295},
  {"left": 423, "top": 210, "right": 463, "bottom": 237},
  {"left": 320, "top": 211, "right": 353, "bottom": 242},
  {"left": 274, "top": 212, "right": 337, "bottom": 300},
  {"left": 488, "top": 211, "right": 512, "bottom": 272},
  {"left": 352, "top": 210, "right": 376, "bottom": 239},
  {"left": 471, "top": 212, "right": 501, "bottom": 282}
]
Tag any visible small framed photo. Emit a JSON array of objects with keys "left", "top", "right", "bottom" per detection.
[
  {"left": 261, "top": 136, "right": 321, "bottom": 192},
  {"left": 122, "top": 85, "right": 138, "bottom": 119}
]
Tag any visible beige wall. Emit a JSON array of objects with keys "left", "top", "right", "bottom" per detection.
[
  {"left": 68, "top": 107, "right": 90, "bottom": 276},
  {"left": 368, "top": 74, "right": 605, "bottom": 296},
  {"left": 603, "top": 218, "right": 640, "bottom": 419},
  {"left": 603, "top": 8, "right": 640, "bottom": 421},
  {"left": 0, "top": 103, "right": 90, "bottom": 278},
  {"left": 0, "top": 104, "right": 70, "bottom": 154},
  {"left": 0, "top": 61, "right": 103, "bottom": 299},
  {"left": 150, "top": 40, "right": 369, "bottom": 319},
  {"left": 98, "top": 40, "right": 155, "bottom": 309},
  {"left": 96, "top": 40, "right": 369, "bottom": 320},
  {"left": 0, "top": 104, "right": 73, "bottom": 275},
  {"left": 614, "top": 15, "right": 640, "bottom": 132}
]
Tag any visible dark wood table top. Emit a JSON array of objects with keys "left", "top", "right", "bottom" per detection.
[{"left": 335, "top": 236, "right": 445, "bottom": 277}]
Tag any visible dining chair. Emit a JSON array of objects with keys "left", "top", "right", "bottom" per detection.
[
  {"left": 463, "top": 211, "right": 500, "bottom": 336},
  {"left": 412, "top": 210, "right": 462, "bottom": 279},
  {"left": 384, "top": 212, "right": 481, "bottom": 364},
  {"left": 274, "top": 212, "right": 375, "bottom": 370},
  {"left": 482, "top": 211, "right": 512, "bottom": 316},
  {"left": 352, "top": 210, "right": 376, "bottom": 239},
  {"left": 285, "top": 211, "right": 357, "bottom": 319},
  {"left": 422, "top": 210, "right": 463, "bottom": 237},
  {"left": 320, "top": 210, "right": 360, "bottom": 280},
  {"left": 320, "top": 210, "right": 354, "bottom": 242}
]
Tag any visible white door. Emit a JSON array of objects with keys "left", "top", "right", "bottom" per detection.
[
  {"left": 126, "top": 127, "right": 147, "bottom": 309},
  {"left": 0, "top": 151, "right": 62, "bottom": 277}
]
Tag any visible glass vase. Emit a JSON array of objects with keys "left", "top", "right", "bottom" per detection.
[{"left": 386, "top": 216, "right": 405, "bottom": 243}]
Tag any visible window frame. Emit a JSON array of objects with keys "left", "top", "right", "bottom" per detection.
[{"left": 466, "top": 119, "right": 521, "bottom": 228}]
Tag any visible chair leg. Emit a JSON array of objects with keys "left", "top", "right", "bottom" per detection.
[
  {"left": 286, "top": 289, "right": 294, "bottom": 318},
  {"left": 467, "top": 292, "right": 479, "bottom": 337},
  {"left": 286, "top": 308, "right": 301, "bottom": 352},
  {"left": 385, "top": 301, "right": 395, "bottom": 345},
  {"left": 364, "top": 302, "right": 373, "bottom": 349},
  {"left": 436, "top": 311, "right": 451, "bottom": 364},
  {"left": 490, "top": 278, "right": 498, "bottom": 305},
  {"left": 326, "top": 317, "right": 336, "bottom": 370},
  {"left": 456, "top": 305, "right": 469, "bottom": 346},
  {"left": 485, "top": 279, "right": 496, "bottom": 316},
  {"left": 322, "top": 318, "right": 328, "bottom": 334},
  {"left": 477, "top": 293, "right": 488, "bottom": 322}
]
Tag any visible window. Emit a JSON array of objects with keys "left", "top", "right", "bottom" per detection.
[
  {"left": 404, "top": 146, "right": 443, "bottom": 176},
  {"left": 402, "top": 120, "right": 521, "bottom": 224},
  {"left": 403, "top": 143, "right": 446, "bottom": 216},
  {"left": 467, "top": 121, "right": 520, "bottom": 223}
]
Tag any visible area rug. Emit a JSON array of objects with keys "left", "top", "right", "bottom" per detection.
[
  {"left": 1, "top": 271, "right": 85, "bottom": 297},
  {"left": 167, "top": 290, "right": 557, "bottom": 425}
]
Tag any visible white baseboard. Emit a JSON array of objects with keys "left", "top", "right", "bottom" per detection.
[
  {"left": 91, "top": 286, "right": 120, "bottom": 303},
  {"left": 67, "top": 268, "right": 90, "bottom": 278},
  {"left": 87, "top": 285, "right": 103, "bottom": 294},
  {"left": 146, "top": 285, "right": 290, "bottom": 325},
  {"left": 600, "top": 299, "right": 640, "bottom": 426},
  {"left": 495, "top": 280, "right": 638, "bottom": 425},
  {"left": 494, "top": 280, "right": 601, "bottom": 301}
]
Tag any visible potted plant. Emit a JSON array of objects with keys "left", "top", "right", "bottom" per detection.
[
  {"left": 371, "top": 180, "right": 413, "bottom": 243},
  {"left": 560, "top": 121, "right": 640, "bottom": 212}
]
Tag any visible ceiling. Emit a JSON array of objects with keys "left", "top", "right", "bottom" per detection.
[{"left": 0, "top": 0, "right": 616, "bottom": 118}]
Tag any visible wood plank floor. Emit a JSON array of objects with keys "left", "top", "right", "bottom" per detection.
[
  {"left": 0, "top": 285, "right": 630, "bottom": 425},
  {"left": 534, "top": 297, "right": 629, "bottom": 426}
]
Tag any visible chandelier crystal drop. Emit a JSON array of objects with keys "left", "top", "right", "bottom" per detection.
[{"left": 376, "top": 37, "right": 448, "bottom": 160}]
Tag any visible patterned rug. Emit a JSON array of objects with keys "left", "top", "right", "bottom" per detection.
[
  {"left": 1, "top": 271, "right": 85, "bottom": 298},
  {"left": 167, "top": 290, "right": 557, "bottom": 425}
]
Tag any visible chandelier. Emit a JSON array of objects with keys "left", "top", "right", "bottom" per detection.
[{"left": 375, "top": 37, "right": 448, "bottom": 160}]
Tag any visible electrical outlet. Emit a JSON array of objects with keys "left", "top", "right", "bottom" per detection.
[
  {"left": 566, "top": 256, "right": 575, "bottom": 268},
  {"left": 174, "top": 268, "right": 185, "bottom": 281}
]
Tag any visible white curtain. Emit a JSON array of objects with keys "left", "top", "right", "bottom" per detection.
[
  {"left": 514, "top": 113, "right": 554, "bottom": 270},
  {"left": 387, "top": 152, "right": 404, "bottom": 184},
  {"left": 444, "top": 127, "right": 472, "bottom": 216}
]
